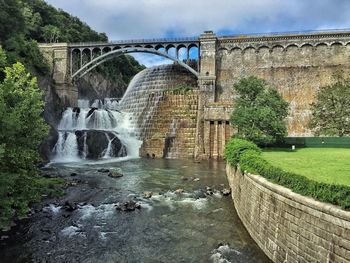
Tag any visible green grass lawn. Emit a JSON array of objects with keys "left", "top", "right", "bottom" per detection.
[{"left": 262, "top": 148, "right": 350, "bottom": 187}]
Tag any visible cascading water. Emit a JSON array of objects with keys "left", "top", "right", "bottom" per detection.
[
  {"left": 51, "top": 64, "right": 196, "bottom": 162},
  {"left": 52, "top": 98, "right": 141, "bottom": 162},
  {"left": 119, "top": 64, "right": 197, "bottom": 139}
]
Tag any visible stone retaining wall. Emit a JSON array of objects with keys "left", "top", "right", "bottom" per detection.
[{"left": 226, "top": 164, "right": 350, "bottom": 263}]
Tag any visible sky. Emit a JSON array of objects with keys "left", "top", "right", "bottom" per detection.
[{"left": 45, "top": 0, "right": 350, "bottom": 67}]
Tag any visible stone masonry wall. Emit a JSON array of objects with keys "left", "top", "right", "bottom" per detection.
[
  {"left": 140, "top": 90, "right": 198, "bottom": 159},
  {"left": 226, "top": 164, "right": 350, "bottom": 263},
  {"left": 216, "top": 33, "right": 350, "bottom": 136}
]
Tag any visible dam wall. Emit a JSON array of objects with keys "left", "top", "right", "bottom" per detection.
[{"left": 215, "top": 31, "right": 350, "bottom": 136}]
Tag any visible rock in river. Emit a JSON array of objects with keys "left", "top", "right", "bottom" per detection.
[
  {"left": 116, "top": 201, "right": 141, "bottom": 211},
  {"left": 108, "top": 171, "right": 124, "bottom": 178}
]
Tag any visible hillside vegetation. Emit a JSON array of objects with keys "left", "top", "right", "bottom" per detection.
[{"left": 0, "top": 0, "right": 144, "bottom": 83}]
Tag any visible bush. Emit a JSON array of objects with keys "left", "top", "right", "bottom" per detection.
[
  {"left": 224, "top": 138, "right": 261, "bottom": 167},
  {"left": 226, "top": 138, "right": 350, "bottom": 209}
]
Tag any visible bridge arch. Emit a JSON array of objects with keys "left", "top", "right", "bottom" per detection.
[{"left": 71, "top": 47, "right": 199, "bottom": 80}]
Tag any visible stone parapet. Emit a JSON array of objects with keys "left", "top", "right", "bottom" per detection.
[{"left": 226, "top": 164, "right": 350, "bottom": 263}]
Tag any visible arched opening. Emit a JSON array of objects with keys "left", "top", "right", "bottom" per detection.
[
  {"left": 188, "top": 44, "right": 199, "bottom": 71},
  {"left": 82, "top": 49, "right": 92, "bottom": 67},
  {"left": 102, "top": 47, "right": 111, "bottom": 54},
  {"left": 177, "top": 45, "right": 187, "bottom": 61},
  {"left": 166, "top": 45, "right": 176, "bottom": 58},
  {"left": 71, "top": 49, "right": 81, "bottom": 74},
  {"left": 92, "top": 47, "right": 102, "bottom": 60}
]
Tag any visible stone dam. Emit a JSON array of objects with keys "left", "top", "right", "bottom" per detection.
[{"left": 40, "top": 29, "right": 350, "bottom": 160}]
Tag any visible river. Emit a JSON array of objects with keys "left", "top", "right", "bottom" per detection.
[{"left": 0, "top": 158, "right": 270, "bottom": 263}]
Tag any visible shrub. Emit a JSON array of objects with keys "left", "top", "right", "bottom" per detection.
[{"left": 224, "top": 138, "right": 261, "bottom": 167}]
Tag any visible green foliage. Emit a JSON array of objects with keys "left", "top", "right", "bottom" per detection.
[
  {"left": 230, "top": 76, "right": 289, "bottom": 145},
  {"left": 0, "top": 60, "right": 63, "bottom": 230},
  {"left": 224, "top": 138, "right": 261, "bottom": 167},
  {"left": 0, "top": 172, "right": 64, "bottom": 230},
  {"left": 95, "top": 56, "right": 145, "bottom": 86},
  {"left": 309, "top": 77, "right": 350, "bottom": 137},
  {"left": 42, "top": 25, "right": 61, "bottom": 43},
  {"left": 225, "top": 138, "right": 350, "bottom": 209},
  {"left": 0, "top": 62, "right": 49, "bottom": 172},
  {"left": 0, "top": 0, "right": 24, "bottom": 43},
  {"left": 0, "top": 0, "right": 144, "bottom": 85}
]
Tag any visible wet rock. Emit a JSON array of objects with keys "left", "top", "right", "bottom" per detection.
[
  {"left": 206, "top": 190, "right": 214, "bottom": 196},
  {"left": 116, "top": 201, "right": 141, "bottom": 212},
  {"left": 143, "top": 191, "right": 153, "bottom": 199},
  {"left": 63, "top": 201, "right": 78, "bottom": 212},
  {"left": 40, "top": 228, "right": 52, "bottom": 234},
  {"left": 97, "top": 168, "right": 110, "bottom": 173},
  {"left": 87, "top": 107, "right": 98, "bottom": 118},
  {"left": 193, "top": 178, "right": 200, "bottom": 182},
  {"left": 76, "top": 130, "right": 127, "bottom": 159},
  {"left": 221, "top": 188, "right": 231, "bottom": 196},
  {"left": 175, "top": 189, "right": 184, "bottom": 194},
  {"left": 64, "top": 179, "right": 82, "bottom": 187},
  {"left": 108, "top": 171, "right": 124, "bottom": 178}
]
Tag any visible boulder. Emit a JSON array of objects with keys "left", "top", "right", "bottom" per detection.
[
  {"left": 116, "top": 201, "right": 141, "bottom": 211},
  {"left": 63, "top": 201, "right": 78, "bottom": 212},
  {"left": 221, "top": 188, "right": 231, "bottom": 196},
  {"left": 76, "top": 130, "right": 127, "bottom": 159},
  {"left": 108, "top": 171, "right": 124, "bottom": 178}
]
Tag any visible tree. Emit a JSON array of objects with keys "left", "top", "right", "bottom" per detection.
[
  {"left": 0, "top": 53, "right": 62, "bottom": 230},
  {"left": 230, "top": 76, "right": 289, "bottom": 145},
  {"left": 309, "top": 78, "right": 350, "bottom": 136},
  {"left": 0, "top": 62, "right": 49, "bottom": 172},
  {"left": 42, "top": 24, "right": 61, "bottom": 43}
]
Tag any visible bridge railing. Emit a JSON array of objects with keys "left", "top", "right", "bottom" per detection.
[
  {"left": 70, "top": 37, "right": 199, "bottom": 47},
  {"left": 220, "top": 28, "right": 350, "bottom": 39}
]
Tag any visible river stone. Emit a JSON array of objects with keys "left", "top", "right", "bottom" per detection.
[
  {"left": 108, "top": 171, "right": 123, "bottom": 178},
  {"left": 221, "top": 188, "right": 231, "bottom": 196},
  {"left": 143, "top": 191, "right": 153, "bottom": 198},
  {"left": 63, "top": 201, "right": 78, "bottom": 212},
  {"left": 116, "top": 201, "right": 141, "bottom": 211},
  {"left": 97, "top": 168, "right": 110, "bottom": 173}
]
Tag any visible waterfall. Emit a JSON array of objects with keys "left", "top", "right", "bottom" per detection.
[
  {"left": 119, "top": 64, "right": 196, "bottom": 139},
  {"left": 52, "top": 98, "right": 141, "bottom": 163},
  {"left": 51, "top": 64, "right": 197, "bottom": 162}
]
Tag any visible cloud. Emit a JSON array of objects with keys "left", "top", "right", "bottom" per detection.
[
  {"left": 45, "top": 0, "right": 350, "bottom": 65},
  {"left": 45, "top": 0, "right": 350, "bottom": 39}
]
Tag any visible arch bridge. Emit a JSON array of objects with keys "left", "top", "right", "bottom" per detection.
[{"left": 69, "top": 37, "right": 200, "bottom": 79}]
